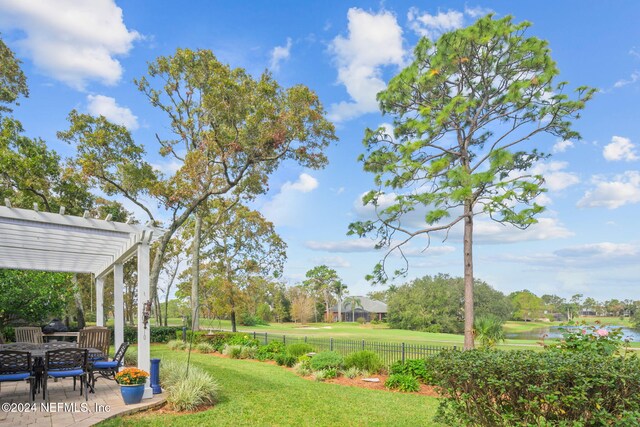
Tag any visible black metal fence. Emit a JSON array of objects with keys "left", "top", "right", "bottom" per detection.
[{"left": 243, "top": 330, "right": 456, "bottom": 366}]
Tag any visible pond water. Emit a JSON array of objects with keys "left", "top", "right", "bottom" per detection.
[{"left": 506, "top": 325, "right": 640, "bottom": 342}]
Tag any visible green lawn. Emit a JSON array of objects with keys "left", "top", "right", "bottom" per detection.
[{"left": 98, "top": 346, "right": 442, "bottom": 427}]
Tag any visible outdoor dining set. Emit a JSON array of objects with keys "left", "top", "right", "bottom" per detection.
[{"left": 0, "top": 326, "right": 129, "bottom": 401}]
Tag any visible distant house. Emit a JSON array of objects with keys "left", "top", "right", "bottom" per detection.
[{"left": 330, "top": 296, "right": 388, "bottom": 322}]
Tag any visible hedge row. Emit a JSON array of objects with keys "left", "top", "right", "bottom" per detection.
[{"left": 429, "top": 349, "right": 640, "bottom": 426}]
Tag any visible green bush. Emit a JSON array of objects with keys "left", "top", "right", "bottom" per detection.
[
  {"left": 107, "top": 326, "right": 183, "bottom": 344},
  {"left": 344, "top": 350, "right": 383, "bottom": 374},
  {"left": 385, "top": 374, "right": 420, "bottom": 392},
  {"left": 356, "top": 317, "right": 366, "bottom": 324},
  {"left": 275, "top": 353, "right": 297, "bottom": 367},
  {"left": 160, "top": 360, "right": 220, "bottom": 411},
  {"left": 123, "top": 346, "right": 137, "bottom": 366},
  {"left": 174, "top": 329, "right": 207, "bottom": 345},
  {"left": 545, "top": 321, "right": 625, "bottom": 356},
  {"left": 313, "top": 368, "right": 338, "bottom": 381},
  {"left": 222, "top": 344, "right": 243, "bottom": 359},
  {"left": 195, "top": 342, "right": 215, "bottom": 353},
  {"left": 431, "top": 349, "right": 640, "bottom": 426},
  {"left": 389, "top": 359, "right": 433, "bottom": 384},
  {"left": 256, "top": 341, "right": 286, "bottom": 361},
  {"left": 286, "top": 343, "right": 315, "bottom": 358},
  {"left": 167, "top": 340, "right": 187, "bottom": 351},
  {"left": 295, "top": 361, "right": 312, "bottom": 377},
  {"left": 344, "top": 366, "right": 364, "bottom": 379},
  {"left": 239, "top": 312, "right": 269, "bottom": 327},
  {"left": 310, "top": 351, "right": 344, "bottom": 371},
  {"left": 203, "top": 332, "right": 258, "bottom": 352}
]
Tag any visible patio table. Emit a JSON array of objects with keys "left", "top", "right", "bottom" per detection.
[{"left": 0, "top": 342, "right": 104, "bottom": 394}]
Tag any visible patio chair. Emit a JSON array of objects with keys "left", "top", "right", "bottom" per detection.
[
  {"left": 15, "top": 327, "right": 44, "bottom": 343},
  {"left": 78, "top": 328, "right": 111, "bottom": 361},
  {"left": 43, "top": 348, "right": 88, "bottom": 401},
  {"left": 0, "top": 350, "right": 36, "bottom": 401},
  {"left": 90, "top": 342, "right": 129, "bottom": 389}
]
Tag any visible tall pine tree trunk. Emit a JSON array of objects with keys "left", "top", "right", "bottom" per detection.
[
  {"left": 191, "top": 209, "right": 202, "bottom": 330},
  {"left": 73, "top": 274, "right": 85, "bottom": 329},
  {"left": 463, "top": 201, "right": 474, "bottom": 350}
]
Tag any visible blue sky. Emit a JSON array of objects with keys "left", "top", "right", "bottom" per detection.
[{"left": 1, "top": 1, "right": 638, "bottom": 302}]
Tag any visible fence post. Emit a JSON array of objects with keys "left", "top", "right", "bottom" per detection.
[
  {"left": 283, "top": 335, "right": 286, "bottom": 345},
  {"left": 304, "top": 336, "right": 307, "bottom": 343},
  {"left": 453, "top": 345, "right": 457, "bottom": 351},
  {"left": 362, "top": 339, "right": 365, "bottom": 351},
  {"left": 253, "top": 331, "right": 256, "bottom": 340},
  {"left": 330, "top": 337, "right": 333, "bottom": 351},
  {"left": 402, "top": 342, "right": 405, "bottom": 363},
  {"left": 264, "top": 332, "right": 268, "bottom": 345}
]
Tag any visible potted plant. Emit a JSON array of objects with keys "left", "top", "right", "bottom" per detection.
[{"left": 115, "top": 367, "right": 149, "bottom": 404}]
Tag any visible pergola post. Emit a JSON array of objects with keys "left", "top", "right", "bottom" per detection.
[
  {"left": 95, "top": 276, "right": 104, "bottom": 326},
  {"left": 113, "top": 263, "right": 124, "bottom": 351},
  {"left": 137, "top": 240, "right": 152, "bottom": 399}
]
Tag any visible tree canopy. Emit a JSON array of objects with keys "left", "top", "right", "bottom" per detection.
[
  {"left": 349, "top": 14, "right": 594, "bottom": 348},
  {"left": 60, "top": 48, "right": 337, "bottom": 319}
]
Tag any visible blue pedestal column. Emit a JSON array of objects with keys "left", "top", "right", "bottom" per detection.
[{"left": 150, "top": 358, "right": 162, "bottom": 394}]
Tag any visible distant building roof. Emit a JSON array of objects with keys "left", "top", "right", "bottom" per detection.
[{"left": 331, "top": 296, "right": 387, "bottom": 313}]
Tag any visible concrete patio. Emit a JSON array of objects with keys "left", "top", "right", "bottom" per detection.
[{"left": 0, "top": 377, "right": 165, "bottom": 426}]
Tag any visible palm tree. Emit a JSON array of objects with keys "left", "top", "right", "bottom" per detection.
[
  {"left": 344, "top": 296, "right": 363, "bottom": 322},
  {"left": 473, "top": 315, "right": 506, "bottom": 348}
]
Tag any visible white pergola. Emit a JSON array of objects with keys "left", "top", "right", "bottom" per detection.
[{"left": 0, "top": 204, "right": 163, "bottom": 399}]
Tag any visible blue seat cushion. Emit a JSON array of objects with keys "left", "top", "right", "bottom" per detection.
[
  {"left": 92, "top": 361, "right": 118, "bottom": 369},
  {"left": 0, "top": 372, "right": 30, "bottom": 381},
  {"left": 48, "top": 369, "right": 84, "bottom": 378}
]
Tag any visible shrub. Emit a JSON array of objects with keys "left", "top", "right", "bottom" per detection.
[
  {"left": 344, "top": 366, "right": 364, "bottom": 379},
  {"left": 431, "top": 349, "right": 640, "bottom": 426},
  {"left": 275, "top": 353, "right": 297, "bottom": 367},
  {"left": 313, "top": 368, "right": 338, "bottom": 381},
  {"left": 286, "top": 343, "right": 315, "bottom": 358},
  {"left": 545, "top": 321, "right": 626, "bottom": 356},
  {"left": 356, "top": 317, "right": 366, "bottom": 324},
  {"left": 196, "top": 342, "right": 215, "bottom": 353},
  {"left": 473, "top": 314, "right": 505, "bottom": 348},
  {"left": 203, "top": 332, "right": 245, "bottom": 352},
  {"left": 256, "top": 341, "right": 286, "bottom": 361},
  {"left": 389, "top": 359, "right": 433, "bottom": 384},
  {"left": 160, "top": 360, "right": 220, "bottom": 411},
  {"left": 240, "top": 312, "right": 269, "bottom": 327},
  {"left": 167, "top": 340, "right": 187, "bottom": 351},
  {"left": 344, "top": 351, "right": 383, "bottom": 374},
  {"left": 173, "top": 329, "right": 207, "bottom": 344},
  {"left": 310, "top": 351, "right": 344, "bottom": 371},
  {"left": 222, "top": 344, "right": 244, "bottom": 359},
  {"left": 385, "top": 374, "right": 420, "bottom": 392},
  {"left": 123, "top": 346, "right": 137, "bottom": 366},
  {"left": 240, "top": 346, "right": 256, "bottom": 359},
  {"left": 295, "top": 362, "right": 312, "bottom": 377}
]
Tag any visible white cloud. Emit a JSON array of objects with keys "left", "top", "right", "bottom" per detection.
[
  {"left": 555, "top": 242, "right": 638, "bottom": 259},
  {"left": 328, "top": 8, "right": 405, "bottom": 122},
  {"left": 306, "top": 238, "right": 378, "bottom": 253},
  {"left": 553, "top": 140, "right": 574, "bottom": 153},
  {"left": 578, "top": 171, "right": 640, "bottom": 209},
  {"left": 603, "top": 136, "right": 638, "bottom": 161},
  {"left": 261, "top": 173, "right": 319, "bottom": 226},
  {"left": 531, "top": 161, "right": 580, "bottom": 192},
  {"left": 87, "top": 94, "right": 139, "bottom": 130},
  {"left": 474, "top": 217, "right": 574, "bottom": 244},
  {"left": 269, "top": 38, "right": 292, "bottom": 71},
  {"left": 407, "top": 8, "right": 464, "bottom": 39},
  {"left": 464, "top": 6, "right": 493, "bottom": 18},
  {"left": 613, "top": 70, "right": 640, "bottom": 88},
  {"left": 0, "top": 0, "right": 140, "bottom": 90},
  {"left": 310, "top": 256, "right": 351, "bottom": 268}
]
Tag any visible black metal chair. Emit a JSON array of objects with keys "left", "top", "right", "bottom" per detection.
[
  {"left": 0, "top": 350, "right": 36, "bottom": 401},
  {"left": 43, "top": 348, "right": 88, "bottom": 401},
  {"left": 90, "top": 342, "right": 129, "bottom": 389}
]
